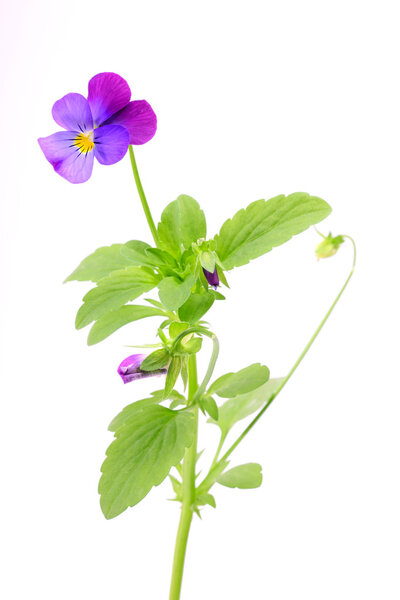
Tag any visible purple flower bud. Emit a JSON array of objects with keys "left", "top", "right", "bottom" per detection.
[
  {"left": 117, "top": 354, "right": 167, "bottom": 384},
  {"left": 203, "top": 267, "right": 219, "bottom": 289}
]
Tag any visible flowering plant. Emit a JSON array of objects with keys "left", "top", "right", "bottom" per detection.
[{"left": 39, "top": 72, "right": 355, "bottom": 599}]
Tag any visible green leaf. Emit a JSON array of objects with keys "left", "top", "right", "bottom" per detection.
[
  {"left": 200, "top": 251, "right": 216, "bottom": 272},
  {"left": 75, "top": 267, "right": 160, "bottom": 329},
  {"left": 178, "top": 292, "right": 215, "bottom": 323},
  {"left": 158, "top": 195, "right": 207, "bottom": 258},
  {"left": 100, "top": 405, "right": 195, "bottom": 519},
  {"left": 169, "top": 474, "right": 183, "bottom": 500},
  {"left": 65, "top": 244, "right": 142, "bottom": 283},
  {"left": 140, "top": 349, "right": 170, "bottom": 372},
  {"left": 196, "top": 492, "right": 216, "bottom": 508},
  {"left": 200, "top": 396, "right": 219, "bottom": 420},
  {"left": 208, "top": 363, "right": 270, "bottom": 398},
  {"left": 181, "top": 357, "right": 188, "bottom": 390},
  {"left": 169, "top": 321, "right": 190, "bottom": 338},
  {"left": 149, "top": 389, "right": 186, "bottom": 405},
  {"left": 145, "top": 248, "right": 178, "bottom": 267},
  {"left": 215, "top": 193, "right": 331, "bottom": 269},
  {"left": 158, "top": 274, "right": 195, "bottom": 311},
  {"left": 145, "top": 298, "right": 165, "bottom": 309},
  {"left": 164, "top": 356, "right": 182, "bottom": 398},
  {"left": 178, "top": 336, "right": 202, "bottom": 355},
  {"left": 87, "top": 305, "right": 165, "bottom": 345},
  {"left": 120, "top": 240, "right": 155, "bottom": 267},
  {"left": 209, "top": 378, "right": 284, "bottom": 435},
  {"left": 108, "top": 397, "right": 164, "bottom": 431},
  {"left": 217, "top": 463, "right": 262, "bottom": 489}
]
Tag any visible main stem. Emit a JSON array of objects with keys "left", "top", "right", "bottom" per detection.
[
  {"left": 128, "top": 146, "right": 159, "bottom": 246},
  {"left": 169, "top": 355, "right": 198, "bottom": 600}
]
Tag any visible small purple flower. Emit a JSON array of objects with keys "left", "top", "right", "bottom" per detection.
[
  {"left": 203, "top": 267, "right": 220, "bottom": 289},
  {"left": 38, "top": 72, "right": 157, "bottom": 184},
  {"left": 117, "top": 354, "right": 167, "bottom": 384}
]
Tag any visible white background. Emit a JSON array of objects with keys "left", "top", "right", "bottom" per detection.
[{"left": 1, "top": 1, "right": 399, "bottom": 598}]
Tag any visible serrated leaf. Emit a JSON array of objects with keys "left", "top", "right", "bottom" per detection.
[
  {"left": 217, "top": 463, "right": 262, "bottom": 489},
  {"left": 100, "top": 405, "right": 195, "bottom": 519},
  {"left": 178, "top": 292, "right": 215, "bottom": 324},
  {"left": 158, "top": 275, "right": 195, "bottom": 311},
  {"left": 108, "top": 398, "right": 163, "bottom": 431},
  {"left": 145, "top": 248, "right": 178, "bottom": 267},
  {"left": 75, "top": 267, "right": 160, "bottom": 329},
  {"left": 209, "top": 378, "right": 284, "bottom": 435},
  {"left": 87, "top": 305, "right": 165, "bottom": 345},
  {"left": 215, "top": 193, "right": 331, "bottom": 269},
  {"left": 140, "top": 349, "right": 170, "bottom": 372},
  {"left": 120, "top": 240, "right": 155, "bottom": 266},
  {"left": 158, "top": 195, "right": 207, "bottom": 258},
  {"left": 65, "top": 244, "right": 142, "bottom": 283},
  {"left": 208, "top": 363, "right": 270, "bottom": 398}
]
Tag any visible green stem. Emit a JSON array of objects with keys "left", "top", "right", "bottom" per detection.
[
  {"left": 128, "top": 145, "right": 159, "bottom": 246},
  {"left": 170, "top": 328, "right": 220, "bottom": 407},
  {"left": 192, "top": 334, "right": 219, "bottom": 404},
  {"left": 199, "top": 236, "right": 356, "bottom": 493},
  {"left": 169, "top": 355, "right": 198, "bottom": 600}
]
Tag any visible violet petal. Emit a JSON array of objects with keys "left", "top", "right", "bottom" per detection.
[
  {"left": 203, "top": 267, "right": 220, "bottom": 288},
  {"left": 117, "top": 353, "right": 167, "bottom": 384},
  {"left": 88, "top": 72, "right": 131, "bottom": 127},
  {"left": 38, "top": 131, "right": 94, "bottom": 183},
  {"left": 103, "top": 100, "right": 157, "bottom": 145},
  {"left": 94, "top": 124, "right": 130, "bottom": 165},
  {"left": 52, "top": 93, "right": 93, "bottom": 132}
]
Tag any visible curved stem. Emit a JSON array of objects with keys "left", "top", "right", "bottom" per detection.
[
  {"left": 200, "top": 236, "right": 356, "bottom": 491},
  {"left": 169, "top": 355, "right": 198, "bottom": 600},
  {"left": 128, "top": 146, "right": 159, "bottom": 246}
]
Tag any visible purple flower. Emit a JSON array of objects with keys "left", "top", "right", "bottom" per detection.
[
  {"left": 203, "top": 267, "right": 220, "bottom": 289},
  {"left": 117, "top": 354, "right": 167, "bottom": 384},
  {"left": 38, "top": 72, "right": 157, "bottom": 184}
]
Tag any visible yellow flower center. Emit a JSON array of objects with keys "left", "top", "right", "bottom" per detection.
[{"left": 74, "top": 131, "right": 94, "bottom": 154}]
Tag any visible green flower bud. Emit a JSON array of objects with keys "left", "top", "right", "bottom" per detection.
[
  {"left": 200, "top": 251, "right": 216, "bottom": 273},
  {"left": 315, "top": 233, "right": 344, "bottom": 260}
]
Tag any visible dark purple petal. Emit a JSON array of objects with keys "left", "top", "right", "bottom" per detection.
[
  {"left": 38, "top": 131, "right": 94, "bottom": 183},
  {"left": 52, "top": 93, "right": 93, "bottom": 132},
  {"left": 103, "top": 100, "right": 157, "bottom": 145},
  {"left": 117, "top": 354, "right": 167, "bottom": 384},
  {"left": 88, "top": 72, "right": 131, "bottom": 126},
  {"left": 203, "top": 267, "right": 220, "bottom": 289},
  {"left": 94, "top": 124, "right": 130, "bottom": 165}
]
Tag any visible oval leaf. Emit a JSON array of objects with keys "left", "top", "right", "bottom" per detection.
[
  {"left": 217, "top": 463, "right": 262, "bottom": 489},
  {"left": 208, "top": 363, "right": 270, "bottom": 398},
  {"left": 209, "top": 377, "right": 284, "bottom": 435},
  {"left": 178, "top": 291, "right": 215, "bottom": 323}
]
